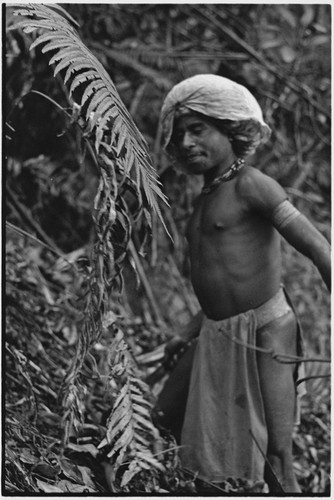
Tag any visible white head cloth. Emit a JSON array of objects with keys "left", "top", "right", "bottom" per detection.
[{"left": 160, "top": 74, "right": 271, "bottom": 154}]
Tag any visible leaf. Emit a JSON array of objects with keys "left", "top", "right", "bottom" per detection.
[
  {"left": 19, "top": 448, "right": 38, "bottom": 465},
  {"left": 280, "top": 46, "right": 296, "bottom": 63},
  {"left": 90, "top": 98, "right": 113, "bottom": 130},
  {"left": 59, "top": 457, "right": 84, "bottom": 484},
  {"left": 97, "top": 437, "right": 109, "bottom": 450},
  {"left": 310, "top": 35, "right": 330, "bottom": 47},
  {"left": 107, "top": 424, "right": 133, "bottom": 459},
  {"left": 11, "top": 2, "right": 169, "bottom": 230},
  {"left": 36, "top": 478, "right": 63, "bottom": 493},
  {"left": 53, "top": 53, "right": 85, "bottom": 76},
  {"left": 77, "top": 465, "right": 99, "bottom": 491},
  {"left": 133, "top": 432, "right": 150, "bottom": 448},
  {"left": 261, "top": 39, "right": 283, "bottom": 50},
  {"left": 86, "top": 88, "right": 111, "bottom": 118},
  {"left": 81, "top": 80, "right": 105, "bottom": 107},
  {"left": 133, "top": 410, "right": 155, "bottom": 433},
  {"left": 49, "top": 46, "right": 81, "bottom": 65},
  {"left": 32, "top": 461, "right": 60, "bottom": 479},
  {"left": 57, "top": 479, "right": 96, "bottom": 493},
  {"left": 107, "top": 407, "right": 132, "bottom": 443},
  {"left": 136, "top": 450, "right": 165, "bottom": 471},
  {"left": 95, "top": 110, "right": 117, "bottom": 152},
  {"left": 62, "top": 325, "right": 78, "bottom": 345},
  {"left": 69, "top": 69, "right": 97, "bottom": 95},
  {"left": 30, "top": 32, "right": 68, "bottom": 51},
  {"left": 102, "top": 310, "right": 118, "bottom": 329},
  {"left": 66, "top": 441, "right": 99, "bottom": 458},
  {"left": 120, "top": 460, "right": 140, "bottom": 487},
  {"left": 276, "top": 5, "right": 297, "bottom": 27},
  {"left": 300, "top": 5, "right": 315, "bottom": 27}
]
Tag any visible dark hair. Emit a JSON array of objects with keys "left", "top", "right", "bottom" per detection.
[{"left": 207, "top": 117, "right": 256, "bottom": 158}]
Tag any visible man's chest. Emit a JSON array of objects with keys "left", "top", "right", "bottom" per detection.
[{"left": 187, "top": 190, "right": 246, "bottom": 239}]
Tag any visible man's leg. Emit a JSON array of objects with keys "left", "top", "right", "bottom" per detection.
[{"left": 256, "top": 311, "right": 301, "bottom": 493}]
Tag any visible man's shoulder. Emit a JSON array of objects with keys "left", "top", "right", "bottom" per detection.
[
  {"left": 236, "top": 165, "right": 270, "bottom": 197},
  {"left": 236, "top": 165, "right": 287, "bottom": 211}
]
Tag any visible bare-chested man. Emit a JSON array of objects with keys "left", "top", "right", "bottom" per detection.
[{"left": 159, "top": 75, "right": 330, "bottom": 493}]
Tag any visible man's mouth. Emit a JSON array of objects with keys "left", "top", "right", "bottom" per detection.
[{"left": 185, "top": 152, "right": 203, "bottom": 162}]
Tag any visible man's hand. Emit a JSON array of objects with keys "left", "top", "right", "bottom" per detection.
[
  {"left": 163, "top": 335, "right": 187, "bottom": 370},
  {"left": 163, "top": 311, "right": 203, "bottom": 370}
]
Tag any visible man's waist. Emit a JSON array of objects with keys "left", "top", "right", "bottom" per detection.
[
  {"left": 202, "top": 286, "right": 292, "bottom": 329},
  {"left": 254, "top": 286, "right": 291, "bottom": 329}
]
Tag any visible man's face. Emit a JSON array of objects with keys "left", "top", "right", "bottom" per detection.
[{"left": 171, "top": 113, "right": 235, "bottom": 175}]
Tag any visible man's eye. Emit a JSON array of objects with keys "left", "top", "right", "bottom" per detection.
[{"left": 191, "top": 126, "right": 204, "bottom": 134}]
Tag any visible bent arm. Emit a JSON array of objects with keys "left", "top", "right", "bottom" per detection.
[
  {"left": 274, "top": 210, "right": 331, "bottom": 291},
  {"left": 238, "top": 167, "right": 331, "bottom": 291},
  {"left": 178, "top": 310, "right": 204, "bottom": 342},
  {"left": 164, "top": 310, "right": 203, "bottom": 362}
]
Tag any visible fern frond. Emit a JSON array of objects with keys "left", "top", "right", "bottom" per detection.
[
  {"left": 30, "top": 32, "right": 68, "bottom": 51},
  {"left": 120, "top": 458, "right": 140, "bottom": 486},
  {"left": 53, "top": 54, "right": 88, "bottom": 76},
  {"left": 99, "top": 328, "right": 165, "bottom": 486},
  {"left": 95, "top": 113, "right": 116, "bottom": 152},
  {"left": 11, "top": 3, "right": 168, "bottom": 223},
  {"left": 86, "top": 89, "right": 112, "bottom": 119},
  {"left": 136, "top": 450, "right": 165, "bottom": 471},
  {"left": 81, "top": 80, "right": 105, "bottom": 107},
  {"left": 48, "top": 46, "right": 81, "bottom": 65},
  {"left": 41, "top": 40, "right": 72, "bottom": 54},
  {"left": 69, "top": 70, "right": 97, "bottom": 94}
]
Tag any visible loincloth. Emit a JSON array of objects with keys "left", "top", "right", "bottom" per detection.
[{"left": 180, "top": 287, "right": 305, "bottom": 486}]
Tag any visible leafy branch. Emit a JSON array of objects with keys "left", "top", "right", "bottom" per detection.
[
  {"left": 8, "top": 3, "right": 168, "bottom": 489},
  {"left": 98, "top": 327, "right": 165, "bottom": 489},
  {"left": 10, "top": 4, "right": 168, "bottom": 217}
]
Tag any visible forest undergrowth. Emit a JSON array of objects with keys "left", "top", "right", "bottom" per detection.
[{"left": 5, "top": 227, "right": 331, "bottom": 494}]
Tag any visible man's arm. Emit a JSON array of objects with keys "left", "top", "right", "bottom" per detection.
[
  {"left": 272, "top": 207, "right": 331, "bottom": 291},
  {"left": 178, "top": 310, "right": 204, "bottom": 341},
  {"left": 238, "top": 167, "right": 331, "bottom": 291},
  {"left": 165, "top": 310, "right": 203, "bottom": 359}
]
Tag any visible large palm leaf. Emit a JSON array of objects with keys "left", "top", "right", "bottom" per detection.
[
  {"left": 8, "top": 4, "right": 168, "bottom": 488},
  {"left": 9, "top": 3, "right": 168, "bottom": 224}
]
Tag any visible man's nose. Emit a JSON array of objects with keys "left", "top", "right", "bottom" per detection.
[{"left": 182, "top": 131, "right": 195, "bottom": 149}]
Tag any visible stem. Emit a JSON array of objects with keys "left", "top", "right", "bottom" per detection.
[{"left": 6, "top": 186, "right": 63, "bottom": 254}]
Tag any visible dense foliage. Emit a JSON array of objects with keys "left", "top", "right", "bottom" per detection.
[{"left": 5, "top": 4, "right": 330, "bottom": 494}]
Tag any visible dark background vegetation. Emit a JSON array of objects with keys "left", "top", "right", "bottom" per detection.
[{"left": 5, "top": 3, "right": 330, "bottom": 494}]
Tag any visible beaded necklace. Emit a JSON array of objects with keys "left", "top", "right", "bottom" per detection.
[{"left": 202, "top": 158, "right": 245, "bottom": 194}]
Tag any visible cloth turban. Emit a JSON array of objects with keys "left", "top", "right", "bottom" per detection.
[{"left": 160, "top": 74, "right": 271, "bottom": 157}]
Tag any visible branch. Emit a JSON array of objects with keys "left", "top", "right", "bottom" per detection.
[
  {"left": 192, "top": 5, "right": 330, "bottom": 119},
  {"left": 89, "top": 41, "right": 173, "bottom": 91},
  {"left": 140, "top": 332, "right": 330, "bottom": 387},
  {"left": 128, "top": 239, "right": 165, "bottom": 325},
  {"left": 220, "top": 327, "right": 331, "bottom": 364},
  {"left": 5, "top": 221, "right": 80, "bottom": 273},
  {"left": 6, "top": 185, "right": 63, "bottom": 254}
]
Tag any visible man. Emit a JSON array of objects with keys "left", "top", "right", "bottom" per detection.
[{"left": 159, "top": 74, "right": 331, "bottom": 493}]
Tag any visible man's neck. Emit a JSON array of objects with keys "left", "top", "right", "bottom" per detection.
[
  {"left": 204, "top": 154, "right": 238, "bottom": 184},
  {"left": 201, "top": 158, "right": 245, "bottom": 194}
]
